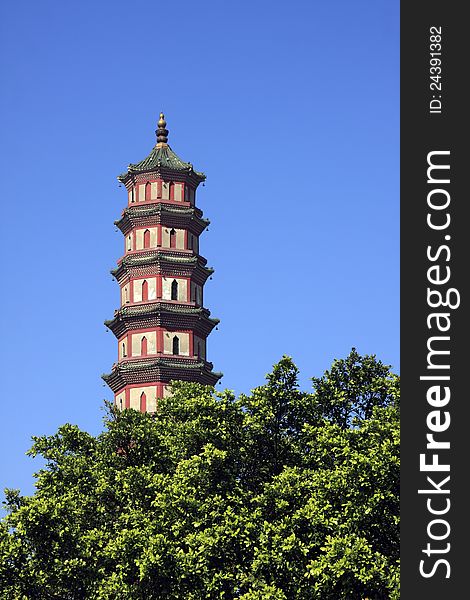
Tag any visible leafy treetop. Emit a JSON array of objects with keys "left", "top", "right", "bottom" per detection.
[{"left": 0, "top": 349, "right": 399, "bottom": 600}]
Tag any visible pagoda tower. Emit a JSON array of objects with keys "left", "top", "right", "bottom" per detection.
[{"left": 103, "top": 114, "right": 221, "bottom": 412}]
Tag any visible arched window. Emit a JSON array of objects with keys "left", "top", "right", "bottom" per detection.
[
  {"left": 162, "top": 181, "right": 170, "bottom": 200},
  {"left": 143, "top": 229, "right": 151, "bottom": 249},
  {"left": 122, "top": 342, "right": 127, "bottom": 357},
  {"left": 172, "top": 335, "right": 180, "bottom": 355},
  {"left": 127, "top": 235, "right": 132, "bottom": 251},
  {"left": 141, "top": 336, "right": 148, "bottom": 356},
  {"left": 169, "top": 228, "right": 176, "bottom": 248},
  {"left": 142, "top": 280, "right": 148, "bottom": 302},
  {"left": 140, "top": 391, "right": 146, "bottom": 412},
  {"left": 145, "top": 181, "right": 151, "bottom": 201},
  {"left": 130, "top": 188, "right": 135, "bottom": 203},
  {"left": 119, "top": 397, "right": 123, "bottom": 411},
  {"left": 171, "top": 279, "right": 178, "bottom": 301}
]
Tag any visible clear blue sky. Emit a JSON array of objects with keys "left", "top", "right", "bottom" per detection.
[{"left": 0, "top": 0, "right": 399, "bottom": 499}]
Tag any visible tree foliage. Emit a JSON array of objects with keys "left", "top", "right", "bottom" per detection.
[{"left": 0, "top": 349, "right": 399, "bottom": 599}]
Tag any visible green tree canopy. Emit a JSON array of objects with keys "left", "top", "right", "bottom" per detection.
[{"left": 0, "top": 350, "right": 399, "bottom": 599}]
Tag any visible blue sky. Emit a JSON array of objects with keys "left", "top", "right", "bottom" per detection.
[{"left": 0, "top": 0, "right": 399, "bottom": 499}]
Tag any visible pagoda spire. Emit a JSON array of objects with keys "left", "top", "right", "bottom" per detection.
[{"left": 156, "top": 112, "right": 169, "bottom": 147}]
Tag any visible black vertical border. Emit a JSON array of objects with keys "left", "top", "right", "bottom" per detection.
[{"left": 401, "top": 3, "right": 467, "bottom": 597}]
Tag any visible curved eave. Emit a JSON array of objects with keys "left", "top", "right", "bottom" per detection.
[
  {"left": 104, "top": 302, "right": 220, "bottom": 334},
  {"left": 110, "top": 251, "right": 214, "bottom": 279},
  {"left": 114, "top": 204, "right": 210, "bottom": 235},
  {"left": 105, "top": 302, "right": 219, "bottom": 324},
  {"left": 102, "top": 357, "right": 222, "bottom": 391}
]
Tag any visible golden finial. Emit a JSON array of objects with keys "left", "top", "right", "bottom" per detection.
[{"left": 156, "top": 112, "right": 169, "bottom": 147}]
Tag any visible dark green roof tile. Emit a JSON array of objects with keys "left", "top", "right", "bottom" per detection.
[{"left": 118, "top": 145, "right": 205, "bottom": 182}]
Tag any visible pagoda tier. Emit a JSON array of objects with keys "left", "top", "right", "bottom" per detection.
[
  {"left": 111, "top": 250, "right": 213, "bottom": 285},
  {"left": 103, "top": 357, "right": 220, "bottom": 392},
  {"left": 103, "top": 113, "right": 221, "bottom": 411},
  {"left": 105, "top": 302, "right": 219, "bottom": 339},
  {"left": 115, "top": 203, "right": 210, "bottom": 237},
  {"left": 103, "top": 356, "right": 221, "bottom": 412}
]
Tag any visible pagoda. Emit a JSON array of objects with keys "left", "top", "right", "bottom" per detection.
[{"left": 103, "top": 114, "right": 221, "bottom": 412}]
